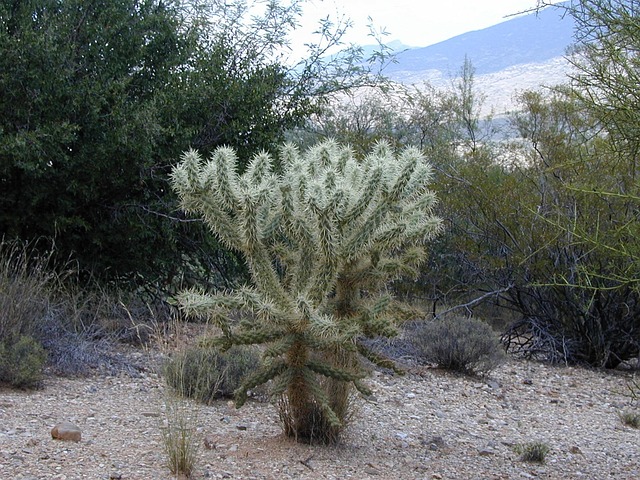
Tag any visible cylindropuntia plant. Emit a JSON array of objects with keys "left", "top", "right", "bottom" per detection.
[{"left": 171, "top": 140, "right": 442, "bottom": 443}]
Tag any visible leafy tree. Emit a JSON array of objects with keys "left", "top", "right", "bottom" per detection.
[
  {"left": 171, "top": 140, "right": 442, "bottom": 443},
  {"left": 0, "top": 0, "right": 392, "bottom": 291}
]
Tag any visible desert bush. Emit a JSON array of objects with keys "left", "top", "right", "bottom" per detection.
[
  {"left": 411, "top": 315, "right": 505, "bottom": 375},
  {"left": 0, "top": 239, "right": 165, "bottom": 378},
  {"left": 172, "top": 140, "right": 442, "bottom": 443},
  {"left": 619, "top": 411, "right": 640, "bottom": 429},
  {"left": 514, "top": 441, "right": 551, "bottom": 463},
  {"left": 164, "top": 345, "right": 259, "bottom": 404},
  {"left": 0, "top": 241, "right": 56, "bottom": 341},
  {"left": 0, "top": 334, "right": 47, "bottom": 389}
]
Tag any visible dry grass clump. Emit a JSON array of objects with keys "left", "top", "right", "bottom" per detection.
[
  {"left": 0, "top": 239, "right": 168, "bottom": 385},
  {"left": 164, "top": 343, "right": 260, "bottom": 404},
  {"left": 160, "top": 393, "right": 200, "bottom": 478},
  {"left": 514, "top": 441, "right": 551, "bottom": 463},
  {"left": 619, "top": 411, "right": 640, "bottom": 429}
]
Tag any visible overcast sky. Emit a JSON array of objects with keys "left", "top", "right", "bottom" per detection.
[{"left": 290, "top": 0, "right": 541, "bottom": 55}]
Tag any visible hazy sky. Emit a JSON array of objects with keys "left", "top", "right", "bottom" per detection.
[{"left": 292, "top": 0, "right": 541, "bottom": 52}]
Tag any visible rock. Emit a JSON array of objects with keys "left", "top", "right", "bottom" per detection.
[
  {"left": 364, "top": 465, "right": 380, "bottom": 475},
  {"left": 569, "top": 446, "right": 583, "bottom": 455},
  {"left": 204, "top": 435, "right": 216, "bottom": 450},
  {"left": 423, "top": 436, "right": 447, "bottom": 451},
  {"left": 51, "top": 421, "right": 81, "bottom": 442}
]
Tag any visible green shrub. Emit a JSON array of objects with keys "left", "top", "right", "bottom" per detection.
[
  {"left": 514, "top": 441, "right": 551, "bottom": 463},
  {"left": 0, "top": 335, "right": 47, "bottom": 389},
  {"left": 165, "top": 344, "right": 260, "bottom": 404},
  {"left": 619, "top": 411, "right": 640, "bottom": 429},
  {"left": 411, "top": 315, "right": 505, "bottom": 376}
]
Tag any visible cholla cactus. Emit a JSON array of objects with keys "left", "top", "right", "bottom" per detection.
[{"left": 171, "top": 140, "right": 442, "bottom": 442}]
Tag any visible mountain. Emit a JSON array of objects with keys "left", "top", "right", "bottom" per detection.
[
  {"left": 381, "top": 4, "right": 576, "bottom": 114},
  {"left": 388, "top": 5, "right": 574, "bottom": 78}
]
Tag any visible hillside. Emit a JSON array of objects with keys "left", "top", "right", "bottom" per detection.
[{"left": 383, "top": 3, "right": 576, "bottom": 114}]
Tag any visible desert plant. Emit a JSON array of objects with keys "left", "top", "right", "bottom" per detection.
[
  {"left": 0, "top": 240, "right": 57, "bottom": 342},
  {"left": 0, "top": 334, "right": 47, "bottom": 389},
  {"left": 160, "top": 393, "right": 200, "bottom": 477},
  {"left": 165, "top": 344, "right": 260, "bottom": 404},
  {"left": 619, "top": 411, "right": 640, "bottom": 429},
  {"left": 171, "top": 140, "right": 442, "bottom": 443},
  {"left": 514, "top": 441, "right": 551, "bottom": 463},
  {"left": 411, "top": 315, "right": 505, "bottom": 376}
]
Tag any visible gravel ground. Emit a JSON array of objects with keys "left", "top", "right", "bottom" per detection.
[{"left": 1, "top": 349, "right": 639, "bottom": 479}]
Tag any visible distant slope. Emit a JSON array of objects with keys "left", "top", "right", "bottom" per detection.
[{"left": 386, "top": 4, "right": 574, "bottom": 80}]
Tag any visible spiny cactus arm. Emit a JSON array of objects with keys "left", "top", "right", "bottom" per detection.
[
  {"left": 342, "top": 203, "right": 390, "bottom": 260},
  {"left": 240, "top": 194, "right": 291, "bottom": 309},
  {"left": 301, "top": 330, "right": 360, "bottom": 353},
  {"left": 353, "top": 379, "right": 373, "bottom": 397},
  {"left": 355, "top": 308, "right": 398, "bottom": 338},
  {"left": 279, "top": 184, "right": 316, "bottom": 292},
  {"left": 341, "top": 164, "right": 383, "bottom": 229},
  {"left": 400, "top": 246, "right": 428, "bottom": 269},
  {"left": 263, "top": 334, "right": 297, "bottom": 358},
  {"left": 211, "top": 146, "right": 242, "bottom": 210},
  {"left": 308, "top": 203, "right": 339, "bottom": 304},
  {"left": 305, "top": 358, "right": 366, "bottom": 382},
  {"left": 300, "top": 368, "right": 341, "bottom": 427},
  {"left": 220, "top": 327, "right": 287, "bottom": 348},
  {"left": 171, "top": 149, "right": 203, "bottom": 193},
  {"left": 404, "top": 162, "right": 435, "bottom": 199},
  {"left": 369, "top": 222, "right": 409, "bottom": 253},
  {"left": 375, "top": 256, "right": 421, "bottom": 280},
  {"left": 268, "top": 367, "right": 295, "bottom": 399},
  {"left": 232, "top": 287, "right": 290, "bottom": 327},
  {"left": 356, "top": 342, "right": 405, "bottom": 375},
  {"left": 245, "top": 151, "right": 273, "bottom": 185},
  {"left": 172, "top": 155, "right": 242, "bottom": 249},
  {"left": 404, "top": 214, "right": 444, "bottom": 244},
  {"left": 175, "top": 289, "right": 240, "bottom": 316},
  {"left": 235, "top": 358, "right": 289, "bottom": 408},
  {"left": 386, "top": 151, "right": 419, "bottom": 203},
  {"left": 278, "top": 142, "right": 300, "bottom": 170},
  {"left": 193, "top": 196, "right": 243, "bottom": 249}
]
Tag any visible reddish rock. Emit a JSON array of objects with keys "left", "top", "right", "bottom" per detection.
[{"left": 51, "top": 421, "right": 81, "bottom": 442}]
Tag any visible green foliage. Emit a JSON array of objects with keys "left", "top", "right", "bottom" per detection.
[
  {"left": 514, "top": 441, "right": 551, "bottom": 463},
  {"left": 0, "top": 335, "right": 47, "bottom": 389},
  {"left": 164, "top": 344, "right": 260, "bottom": 404},
  {"left": 0, "top": 0, "right": 392, "bottom": 291},
  {"left": 172, "top": 140, "right": 442, "bottom": 442},
  {"left": 619, "top": 411, "right": 640, "bottom": 429},
  {"left": 487, "top": 2, "right": 640, "bottom": 367},
  {"left": 0, "top": 238, "right": 165, "bottom": 377},
  {"left": 410, "top": 315, "right": 505, "bottom": 376}
]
